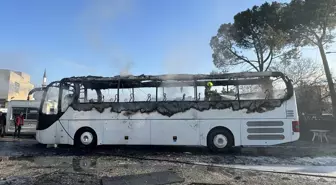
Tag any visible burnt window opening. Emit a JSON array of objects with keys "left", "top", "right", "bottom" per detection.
[
  {"left": 78, "top": 84, "right": 114, "bottom": 103},
  {"left": 237, "top": 77, "right": 287, "bottom": 101},
  {"left": 132, "top": 87, "right": 156, "bottom": 102},
  {"left": 158, "top": 80, "right": 195, "bottom": 101},
  {"left": 57, "top": 72, "right": 292, "bottom": 108},
  {"left": 11, "top": 107, "right": 27, "bottom": 120},
  {"left": 26, "top": 108, "right": 39, "bottom": 120},
  {"left": 83, "top": 89, "right": 99, "bottom": 103},
  {"left": 61, "top": 82, "right": 76, "bottom": 112}
]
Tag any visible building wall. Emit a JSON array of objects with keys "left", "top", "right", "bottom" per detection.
[
  {"left": 0, "top": 69, "right": 10, "bottom": 100},
  {"left": 7, "top": 71, "right": 34, "bottom": 101},
  {"left": 0, "top": 69, "right": 34, "bottom": 107}
]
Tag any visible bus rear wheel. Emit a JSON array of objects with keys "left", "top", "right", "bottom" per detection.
[
  {"left": 207, "top": 128, "right": 234, "bottom": 153},
  {"left": 75, "top": 128, "right": 97, "bottom": 149}
]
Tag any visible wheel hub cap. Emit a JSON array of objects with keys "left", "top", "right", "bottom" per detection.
[
  {"left": 80, "top": 132, "right": 93, "bottom": 145},
  {"left": 80, "top": 159, "right": 92, "bottom": 169},
  {"left": 213, "top": 134, "right": 228, "bottom": 148}
]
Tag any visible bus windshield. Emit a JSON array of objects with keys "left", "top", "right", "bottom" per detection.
[
  {"left": 41, "top": 82, "right": 76, "bottom": 115},
  {"left": 41, "top": 82, "right": 60, "bottom": 115}
]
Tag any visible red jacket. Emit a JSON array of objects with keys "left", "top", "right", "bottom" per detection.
[{"left": 15, "top": 116, "right": 24, "bottom": 126}]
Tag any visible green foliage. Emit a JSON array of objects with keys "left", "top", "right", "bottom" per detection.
[
  {"left": 210, "top": 2, "right": 299, "bottom": 72},
  {"left": 282, "top": 0, "right": 336, "bottom": 116},
  {"left": 282, "top": 0, "right": 336, "bottom": 46}
]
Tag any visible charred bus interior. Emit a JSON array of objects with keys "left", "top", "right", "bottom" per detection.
[{"left": 38, "top": 72, "right": 293, "bottom": 124}]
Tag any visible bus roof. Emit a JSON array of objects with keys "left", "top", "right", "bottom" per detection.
[
  {"left": 55, "top": 71, "right": 289, "bottom": 89},
  {"left": 61, "top": 71, "right": 285, "bottom": 82},
  {"left": 7, "top": 100, "right": 40, "bottom": 107}
]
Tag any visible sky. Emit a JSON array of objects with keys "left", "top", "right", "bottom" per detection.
[{"left": 0, "top": 0, "right": 335, "bottom": 87}]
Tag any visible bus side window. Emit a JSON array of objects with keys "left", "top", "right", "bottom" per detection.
[
  {"left": 61, "top": 83, "right": 75, "bottom": 112},
  {"left": 78, "top": 88, "right": 119, "bottom": 103},
  {"left": 159, "top": 86, "right": 194, "bottom": 101},
  {"left": 133, "top": 87, "right": 156, "bottom": 102},
  {"left": 80, "top": 89, "right": 100, "bottom": 103},
  {"left": 238, "top": 84, "right": 274, "bottom": 100},
  {"left": 26, "top": 108, "right": 38, "bottom": 120},
  {"left": 118, "top": 88, "right": 132, "bottom": 102},
  {"left": 196, "top": 87, "right": 205, "bottom": 101},
  {"left": 12, "top": 107, "right": 27, "bottom": 120}
]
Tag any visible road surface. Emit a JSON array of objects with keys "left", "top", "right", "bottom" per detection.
[{"left": 1, "top": 137, "right": 336, "bottom": 184}]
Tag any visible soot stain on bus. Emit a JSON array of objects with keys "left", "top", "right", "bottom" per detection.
[
  {"left": 70, "top": 100, "right": 284, "bottom": 117},
  {"left": 60, "top": 72, "right": 293, "bottom": 117}
]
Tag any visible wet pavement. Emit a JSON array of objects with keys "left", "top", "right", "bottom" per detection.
[{"left": 2, "top": 137, "right": 336, "bottom": 184}]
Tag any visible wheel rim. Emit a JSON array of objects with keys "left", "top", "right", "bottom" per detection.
[
  {"left": 80, "top": 132, "right": 93, "bottom": 145},
  {"left": 213, "top": 134, "right": 228, "bottom": 148},
  {"left": 79, "top": 159, "right": 92, "bottom": 170}
]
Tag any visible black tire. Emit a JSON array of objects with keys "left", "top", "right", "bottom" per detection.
[
  {"left": 74, "top": 127, "right": 97, "bottom": 149},
  {"left": 207, "top": 128, "right": 234, "bottom": 153}
]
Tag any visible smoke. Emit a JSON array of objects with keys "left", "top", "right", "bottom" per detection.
[
  {"left": 119, "top": 61, "right": 133, "bottom": 76},
  {"left": 162, "top": 45, "right": 198, "bottom": 75},
  {"left": 80, "top": 0, "right": 134, "bottom": 49},
  {"left": 78, "top": 0, "right": 135, "bottom": 76},
  {"left": 158, "top": 41, "right": 201, "bottom": 100}
]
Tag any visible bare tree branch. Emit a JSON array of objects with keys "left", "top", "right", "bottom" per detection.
[
  {"left": 226, "top": 46, "right": 260, "bottom": 71},
  {"left": 264, "top": 52, "right": 273, "bottom": 71},
  {"left": 263, "top": 47, "right": 273, "bottom": 65}
]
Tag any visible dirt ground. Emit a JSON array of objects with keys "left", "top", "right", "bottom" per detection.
[
  {"left": 1, "top": 138, "right": 336, "bottom": 185},
  {"left": 1, "top": 156, "right": 336, "bottom": 185}
]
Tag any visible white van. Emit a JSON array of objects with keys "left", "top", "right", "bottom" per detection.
[
  {"left": 0, "top": 108, "right": 7, "bottom": 113},
  {"left": 6, "top": 100, "right": 40, "bottom": 136}
]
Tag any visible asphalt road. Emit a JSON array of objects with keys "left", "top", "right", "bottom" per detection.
[{"left": 1, "top": 137, "right": 336, "bottom": 185}]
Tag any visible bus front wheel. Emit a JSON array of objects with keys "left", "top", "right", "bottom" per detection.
[
  {"left": 74, "top": 127, "right": 97, "bottom": 149},
  {"left": 207, "top": 128, "right": 234, "bottom": 153}
]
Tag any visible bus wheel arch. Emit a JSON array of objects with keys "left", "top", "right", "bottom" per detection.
[
  {"left": 206, "top": 126, "right": 234, "bottom": 153},
  {"left": 74, "top": 127, "right": 97, "bottom": 148}
]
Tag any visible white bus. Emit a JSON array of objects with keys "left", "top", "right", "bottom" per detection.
[
  {"left": 6, "top": 100, "right": 40, "bottom": 136},
  {"left": 35, "top": 71, "right": 299, "bottom": 152}
]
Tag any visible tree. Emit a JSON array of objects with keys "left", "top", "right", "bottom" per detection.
[
  {"left": 271, "top": 58, "right": 328, "bottom": 114},
  {"left": 210, "top": 2, "right": 299, "bottom": 72},
  {"left": 281, "top": 0, "right": 336, "bottom": 116},
  {"left": 271, "top": 58, "right": 325, "bottom": 87}
]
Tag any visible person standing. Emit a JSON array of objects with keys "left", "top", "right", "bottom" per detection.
[
  {"left": 14, "top": 112, "right": 24, "bottom": 139},
  {"left": 204, "top": 82, "right": 213, "bottom": 101},
  {"left": 0, "top": 111, "right": 6, "bottom": 137}
]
